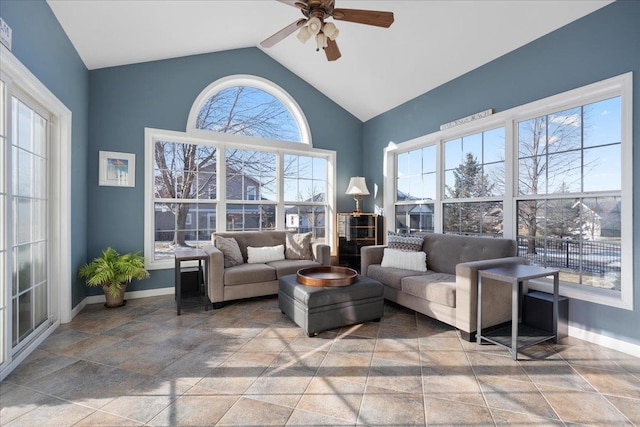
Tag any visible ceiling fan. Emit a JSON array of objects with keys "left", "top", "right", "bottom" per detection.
[{"left": 260, "top": 0, "right": 394, "bottom": 61}]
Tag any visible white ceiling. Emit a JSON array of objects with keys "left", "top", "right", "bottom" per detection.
[{"left": 47, "top": 0, "right": 611, "bottom": 122}]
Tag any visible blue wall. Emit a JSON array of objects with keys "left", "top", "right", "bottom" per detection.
[
  {"left": 88, "top": 48, "right": 363, "bottom": 294},
  {"left": 0, "top": 0, "right": 89, "bottom": 307},
  {"left": 362, "top": 0, "right": 640, "bottom": 346}
]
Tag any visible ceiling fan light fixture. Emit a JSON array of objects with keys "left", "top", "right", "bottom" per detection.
[
  {"left": 307, "top": 16, "right": 322, "bottom": 36},
  {"left": 315, "top": 32, "right": 327, "bottom": 51},
  {"left": 296, "top": 25, "right": 311, "bottom": 43},
  {"left": 323, "top": 22, "right": 339, "bottom": 40}
]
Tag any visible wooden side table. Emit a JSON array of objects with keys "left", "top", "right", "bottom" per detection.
[
  {"left": 174, "top": 248, "right": 209, "bottom": 315},
  {"left": 477, "top": 264, "right": 560, "bottom": 360}
]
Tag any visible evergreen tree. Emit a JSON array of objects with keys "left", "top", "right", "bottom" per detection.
[{"left": 444, "top": 153, "right": 495, "bottom": 234}]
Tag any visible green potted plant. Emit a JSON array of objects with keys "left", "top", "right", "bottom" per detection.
[{"left": 78, "top": 247, "right": 150, "bottom": 307}]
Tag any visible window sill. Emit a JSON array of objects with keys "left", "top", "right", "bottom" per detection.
[{"left": 528, "top": 279, "right": 632, "bottom": 310}]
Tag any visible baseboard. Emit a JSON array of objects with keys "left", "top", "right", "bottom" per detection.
[
  {"left": 70, "top": 299, "right": 87, "bottom": 320},
  {"left": 83, "top": 286, "right": 175, "bottom": 306},
  {"left": 568, "top": 325, "right": 640, "bottom": 358}
]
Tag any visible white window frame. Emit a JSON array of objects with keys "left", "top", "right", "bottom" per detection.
[
  {"left": 145, "top": 128, "right": 336, "bottom": 269},
  {"left": 384, "top": 73, "right": 633, "bottom": 309},
  {"left": 0, "top": 46, "right": 72, "bottom": 381},
  {"left": 186, "top": 74, "right": 312, "bottom": 147},
  {"left": 282, "top": 153, "right": 330, "bottom": 242},
  {"left": 146, "top": 73, "right": 336, "bottom": 269}
]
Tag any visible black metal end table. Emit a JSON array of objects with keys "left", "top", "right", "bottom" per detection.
[
  {"left": 174, "top": 248, "right": 210, "bottom": 315},
  {"left": 477, "top": 264, "right": 560, "bottom": 360}
]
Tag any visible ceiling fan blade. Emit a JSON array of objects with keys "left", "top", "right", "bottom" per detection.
[
  {"left": 260, "top": 18, "right": 306, "bottom": 48},
  {"left": 332, "top": 8, "right": 394, "bottom": 27},
  {"left": 277, "top": 0, "right": 308, "bottom": 9},
  {"left": 325, "top": 38, "right": 341, "bottom": 61}
]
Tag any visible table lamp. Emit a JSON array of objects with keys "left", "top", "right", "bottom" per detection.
[{"left": 345, "top": 176, "right": 370, "bottom": 214}]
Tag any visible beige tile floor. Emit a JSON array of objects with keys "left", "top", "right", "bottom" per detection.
[{"left": 1, "top": 294, "right": 639, "bottom": 426}]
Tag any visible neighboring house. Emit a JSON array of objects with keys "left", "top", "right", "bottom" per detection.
[
  {"left": 284, "top": 193, "right": 326, "bottom": 238},
  {"left": 396, "top": 190, "right": 435, "bottom": 233},
  {"left": 154, "top": 162, "right": 266, "bottom": 239},
  {"left": 573, "top": 200, "right": 602, "bottom": 240}
]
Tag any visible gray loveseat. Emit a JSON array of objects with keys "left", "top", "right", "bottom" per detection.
[
  {"left": 205, "top": 231, "right": 330, "bottom": 306},
  {"left": 361, "top": 233, "right": 525, "bottom": 340}
]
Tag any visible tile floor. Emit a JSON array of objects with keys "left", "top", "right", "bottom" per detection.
[{"left": 1, "top": 294, "right": 639, "bottom": 426}]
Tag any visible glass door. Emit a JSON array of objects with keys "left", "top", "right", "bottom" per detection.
[
  {"left": 0, "top": 78, "right": 51, "bottom": 373},
  {"left": 10, "top": 93, "right": 50, "bottom": 353}
]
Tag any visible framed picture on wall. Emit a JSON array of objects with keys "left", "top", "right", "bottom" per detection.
[{"left": 99, "top": 151, "right": 136, "bottom": 187}]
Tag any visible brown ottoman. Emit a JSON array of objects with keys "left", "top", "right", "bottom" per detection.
[{"left": 278, "top": 273, "right": 384, "bottom": 336}]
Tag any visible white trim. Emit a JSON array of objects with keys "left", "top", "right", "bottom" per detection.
[
  {"left": 185, "top": 74, "right": 312, "bottom": 146},
  {"left": 84, "top": 286, "right": 174, "bottom": 305},
  {"left": 568, "top": 325, "right": 640, "bottom": 358},
  {"left": 384, "top": 72, "right": 633, "bottom": 310}
]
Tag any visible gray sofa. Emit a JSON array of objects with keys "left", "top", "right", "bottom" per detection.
[
  {"left": 204, "top": 231, "right": 330, "bottom": 306},
  {"left": 361, "top": 233, "right": 526, "bottom": 340}
]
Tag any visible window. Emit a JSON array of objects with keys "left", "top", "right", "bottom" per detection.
[
  {"left": 516, "top": 97, "right": 622, "bottom": 291},
  {"left": 395, "top": 145, "right": 436, "bottom": 233},
  {"left": 146, "top": 76, "right": 334, "bottom": 267},
  {"left": 153, "top": 141, "right": 217, "bottom": 261},
  {"left": 284, "top": 154, "right": 328, "bottom": 242},
  {"left": 386, "top": 73, "right": 632, "bottom": 308},
  {"left": 197, "top": 86, "right": 301, "bottom": 142},
  {"left": 443, "top": 127, "right": 505, "bottom": 237},
  {"left": 187, "top": 74, "right": 311, "bottom": 146}
]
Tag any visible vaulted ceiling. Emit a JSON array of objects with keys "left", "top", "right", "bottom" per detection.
[{"left": 47, "top": 0, "right": 611, "bottom": 121}]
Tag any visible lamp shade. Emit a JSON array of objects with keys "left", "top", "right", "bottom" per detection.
[{"left": 345, "top": 177, "right": 370, "bottom": 195}]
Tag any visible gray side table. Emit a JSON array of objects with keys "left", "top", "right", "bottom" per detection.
[
  {"left": 174, "top": 248, "right": 209, "bottom": 315},
  {"left": 477, "top": 264, "right": 560, "bottom": 360}
]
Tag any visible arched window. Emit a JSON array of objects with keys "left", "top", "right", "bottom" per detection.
[
  {"left": 146, "top": 75, "right": 334, "bottom": 269},
  {"left": 187, "top": 75, "right": 311, "bottom": 145}
]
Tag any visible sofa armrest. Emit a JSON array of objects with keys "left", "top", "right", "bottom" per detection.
[
  {"left": 455, "top": 256, "right": 527, "bottom": 334},
  {"left": 204, "top": 245, "right": 225, "bottom": 303},
  {"left": 311, "top": 243, "right": 331, "bottom": 266},
  {"left": 361, "top": 245, "right": 387, "bottom": 276}
]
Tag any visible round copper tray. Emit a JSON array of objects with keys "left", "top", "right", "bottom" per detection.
[{"left": 296, "top": 266, "right": 358, "bottom": 287}]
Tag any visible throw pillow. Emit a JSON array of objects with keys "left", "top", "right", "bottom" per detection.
[
  {"left": 215, "top": 236, "right": 244, "bottom": 268},
  {"left": 380, "top": 248, "right": 427, "bottom": 272},
  {"left": 285, "top": 232, "right": 313, "bottom": 260},
  {"left": 387, "top": 231, "right": 424, "bottom": 252},
  {"left": 247, "top": 244, "right": 285, "bottom": 264}
]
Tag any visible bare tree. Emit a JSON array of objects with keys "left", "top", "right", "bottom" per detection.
[
  {"left": 517, "top": 108, "right": 586, "bottom": 254},
  {"left": 155, "top": 86, "right": 300, "bottom": 248}
]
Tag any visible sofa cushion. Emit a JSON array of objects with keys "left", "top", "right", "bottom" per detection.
[
  {"left": 224, "top": 263, "right": 277, "bottom": 286},
  {"left": 285, "top": 232, "right": 313, "bottom": 260},
  {"left": 215, "top": 236, "right": 244, "bottom": 268},
  {"left": 268, "top": 259, "right": 320, "bottom": 278},
  {"left": 247, "top": 245, "right": 285, "bottom": 264},
  {"left": 214, "top": 231, "right": 287, "bottom": 261},
  {"left": 366, "top": 264, "right": 431, "bottom": 290},
  {"left": 401, "top": 273, "right": 457, "bottom": 307},
  {"left": 381, "top": 248, "right": 427, "bottom": 272},
  {"left": 387, "top": 231, "right": 424, "bottom": 252},
  {"left": 424, "top": 233, "right": 516, "bottom": 275}
]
